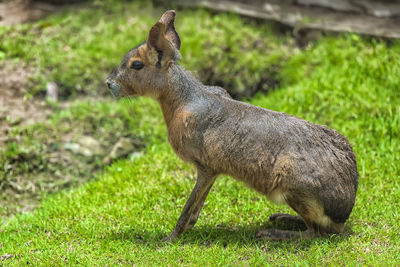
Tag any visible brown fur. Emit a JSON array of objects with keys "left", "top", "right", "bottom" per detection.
[{"left": 106, "top": 10, "right": 359, "bottom": 241}]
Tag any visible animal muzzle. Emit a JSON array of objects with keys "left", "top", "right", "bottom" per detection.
[{"left": 106, "top": 80, "right": 122, "bottom": 97}]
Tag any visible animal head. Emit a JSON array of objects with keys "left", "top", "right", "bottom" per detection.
[{"left": 106, "top": 10, "right": 181, "bottom": 98}]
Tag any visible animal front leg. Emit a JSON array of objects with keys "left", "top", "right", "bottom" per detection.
[
  {"left": 184, "top": 182, "right": 214, "bottom": 231},
  {"left": 165, "top": 168, "right": 216, "bottom": 242}
]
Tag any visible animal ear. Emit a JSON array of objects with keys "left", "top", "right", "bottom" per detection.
[
  {"left": 159, "top": 10, "right": 181, "bottom": 50},
  {"left": 146, "top": 10, "right": 181, "bottom": 66}
]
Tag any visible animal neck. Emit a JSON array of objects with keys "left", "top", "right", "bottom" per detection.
[{"left": 158, "top": 63, "right": 203, "bottom": 126}]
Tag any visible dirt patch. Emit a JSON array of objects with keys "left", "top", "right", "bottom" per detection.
[
  {"left": 0, "top": 61, "right": 51, "bottom": 140},
  {"left": 0, "top": 0, "right": 86, "bottom": 26},
  {"left": 0, "top": 61, "right": 145, "bottom": 219},
  {"left": 0, "top": 0, "right": 59, "bottom": 26}
]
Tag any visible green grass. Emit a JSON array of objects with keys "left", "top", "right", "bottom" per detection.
[
  {"left": 0, "top": 1, "right": 290, "bottom": 99},
  {"left": 1, "top": 0, "right": 400, "bottom": 265}
]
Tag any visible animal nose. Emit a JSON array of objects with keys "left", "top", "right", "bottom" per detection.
[{"left": 106, "top": 80, "right": 112, "bottom": 89}]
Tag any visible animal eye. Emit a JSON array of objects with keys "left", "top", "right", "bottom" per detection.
[{"left": 130, "top": 61, "right": 144, "bottom": 70}]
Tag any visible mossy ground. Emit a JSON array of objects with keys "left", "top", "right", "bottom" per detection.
[{"left": 0, "top": 0, "right": 399, "bottom": 265}]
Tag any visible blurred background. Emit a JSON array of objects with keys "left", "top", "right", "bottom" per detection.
[{"left": 0, "top": 0, "right": 399, "bottom": 219}]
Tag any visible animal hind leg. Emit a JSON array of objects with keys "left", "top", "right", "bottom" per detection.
[
  {"left": 256, "top": 228, "right": 317, "bottom": 241},
  {"left": 256, "top": 213, "right": 321, "bottom": 241},
  {"left": 257, "top": 192, "right": 341, "bottom": 240},
  {"left": 257, "top": 212, "right": 319, "bottom": 241},
  {"left": 269, "top": 213, "right": 305, "bottom": 225}
]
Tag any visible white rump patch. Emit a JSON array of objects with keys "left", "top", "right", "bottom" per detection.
[{"left": 268, "top": 190, "right": 286, "bottom": 205}]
